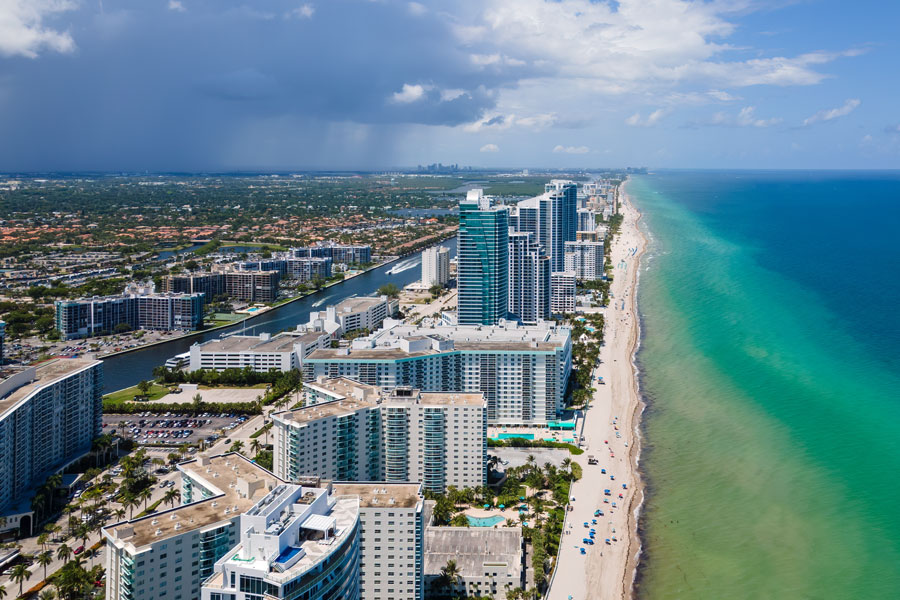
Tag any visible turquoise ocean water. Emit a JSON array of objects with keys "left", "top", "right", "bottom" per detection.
[{"left": 630, "top": 171, "right": 900, "bottom": 599}]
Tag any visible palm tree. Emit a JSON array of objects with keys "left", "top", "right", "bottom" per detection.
[
  {"left": 37, "top": 532, "right": 49, "bottom": 551},
  {"left": 561, "top": 457, "right": 572, "bottom": 474},
  {"left": 230, "top": 440, "right": 244, "bottom": 454},
  {"left": 138, "top": 486, "right": 153, "bottom": 511},
  {"left": 39, "top": 587, "right": 57, "bottom": 600},
  {"left": 36, "top": 550, "right": 54, "bottom": 580},
  {"left": 0, "top": 583, "right": 7, "bottom": 599},
  {"left": 163, "top": 488, "right": 181, "bottom": 509},
  {"left": 439, "top": 559, "right": 461, "bottom": 597},
  {"left": 114, "top": 508, "right": 126, "bottom": 521},
  {"left": 250, "top": 438, "right": 262, "bottom": 456},
  {"left": 10, "top": 563, "right": 31, "bottom": 597},
  {"left": 56, "top": 543, "right": 72, "bottom": 564}
]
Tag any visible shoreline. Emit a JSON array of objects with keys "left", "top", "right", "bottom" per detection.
[
  {"left": 621, "top": 182, "right": 649, "bottom": 599},
  {"left": 547, "top": 179, "right": 648, "bottom": 600}
]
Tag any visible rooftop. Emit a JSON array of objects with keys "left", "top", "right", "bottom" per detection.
[
  {"left": 195, "top": 333, "right": 298, "bottom": 354},
  {"left": 0, "top": 358, "right": 100, "bottom": 418},
  {"left": 331, "top": 482, "right": 422, "bottom": 508},
  {"left": 304, "top": 377, "right": 380, "bottom": 402},
  {"left": 275, "top": 396, "right": 378, "bottom": 423},
  {"left": 103, "top": 453, "right": 280, "bottom": 549},
  {"left": 334, "top": 295, "right": 387, "bottom": 314},
  {"left": 424, "top": 526, "right": 523, "bottom": 579}
]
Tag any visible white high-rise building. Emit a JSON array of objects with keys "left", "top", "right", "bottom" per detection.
[
  {"left": 564, "top": 240, "right": 605, "bottom": 281},
  {"left": 508, "top": 231, "right": 550, "bottom": 324},
  {"left": 0, "top": 358, "right": 103, "bottom": 536},
  {"left": 550, "top": 271, "right": 577, "bottom": 314},
  {"left": 103, "top": 454, "right": 426, "bottom": 600},
  {"left": 421, "top": 246, "right": 450, "bottom": 288},
  {"left": 272, "top": 379, "right": 487, "bottom": 493},
  {"left": 304, "top": 320, "right": 572, "bottom": 425}
]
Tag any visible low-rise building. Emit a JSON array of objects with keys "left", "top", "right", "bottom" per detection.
[
  {"left": 423, "top": 526, "right": 525, "bottom": 599},
  {"left": 188, "top": 330, "right": 330, "bottom": 373}
]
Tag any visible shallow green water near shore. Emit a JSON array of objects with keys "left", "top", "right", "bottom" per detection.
[{"left": 631, "top": 172, "right": 900, "bottom": 599}]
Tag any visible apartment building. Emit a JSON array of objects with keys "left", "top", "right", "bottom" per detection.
[
  {"left": 508, "top": 231, "right": 551, "bottom": 325},
  {"left": 303, "top": 320, "right": 572, "bottom": 425},
  {"left": 188, "top": 330, "right": 330, "bottom": 373},
  {"left": 458, "top": 189, "right": 509, "bottom": 326},
  {"left": 550, "top": 271, "right": 577, "bottom": 314},
  {"left": 306, "top": 295, "right": 398, "bottom": 338},
  {"left": 272, "top": 379, "right": 486, "bottom": 493},
  {"left": 55, "top": 293, "right": 204, "bottom": 340},
  {"left": 103, "top": 454, "right": 425, "bottom": 600},
  {"left": 332, "top": 483, "right": 424, "bottom": 600},
  {"left": 0, "top": 358, "right": 103, "bottom": 536},
  {"left": 564, "top": 240, "right": 605, "bottom": 281},
  {"left": 223, "top": 270, "right": 280, "bottom": 303},
  {"left": 291, "top": 244, "right": 372, "bottom": 265},
  {"left": 162, "top": 273, "right": 226, "bottom": 301},
  {"left": 421, "top": 245, "right": 450, "bottom": 288}
]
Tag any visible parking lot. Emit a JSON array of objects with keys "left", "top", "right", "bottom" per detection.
[{"left": 104, "top": 412, "right": 252, "bottom": 447}]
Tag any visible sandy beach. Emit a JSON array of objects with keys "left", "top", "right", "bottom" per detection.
[{"left": 548, "top": 183, "right": 647, "bottom": 600}]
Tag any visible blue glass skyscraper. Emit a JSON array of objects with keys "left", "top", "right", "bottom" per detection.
[{"left": 458, "top": 190, "right": 509, "bottom": 325}]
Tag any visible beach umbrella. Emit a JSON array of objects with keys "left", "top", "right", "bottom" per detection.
[
  {"left": 483, "top": 504, "right": 490, "bottom": 509},
  {"left": 499, "top": 504, "right": 505, "bottom": 509}
]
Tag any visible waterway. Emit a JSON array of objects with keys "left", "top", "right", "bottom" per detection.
[{"left": 101, "top": 237, "right": 457, "bottom": 391}]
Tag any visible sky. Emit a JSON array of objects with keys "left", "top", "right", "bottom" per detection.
[{"left": 0, "top": 0, "right": 898, "bottom": 171}]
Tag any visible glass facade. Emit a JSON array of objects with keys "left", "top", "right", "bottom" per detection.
[{"left": 458, "top": 199, "right": 509, "bottom": 325}]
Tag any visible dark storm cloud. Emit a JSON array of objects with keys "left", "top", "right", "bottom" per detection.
[{"left": 0, "top": 0, "right": 527, "bottom": 170}]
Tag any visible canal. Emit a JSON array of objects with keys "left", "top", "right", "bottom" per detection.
[{"left": 101, "top": 237, "right": 457, "bottom": 391}]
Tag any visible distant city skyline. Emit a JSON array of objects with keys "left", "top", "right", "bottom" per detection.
[{"left": 0, "top": 0, "right": 897, "bottom": 171}]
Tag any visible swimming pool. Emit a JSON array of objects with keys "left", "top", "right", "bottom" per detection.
[
  {"left": 495, "top": 433, "right": 535, "bottom": 440},
  {"left": 467, "top": 515, "right": 506, "bottom": 527}
]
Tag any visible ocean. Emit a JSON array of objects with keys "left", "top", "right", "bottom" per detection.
[{"left": 629, "top": 171, "right": 900, "bottom": 599}]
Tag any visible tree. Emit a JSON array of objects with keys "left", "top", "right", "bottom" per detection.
[
  {"left": 429, "top": 283, "right": 444, "bottom": 298},
  {"left": 10, "top": 563, "right": 31, "bottom": 597},
  {"left": 39, "top": 588, "right": 57, "bottom": 600},
  {"left": 439, "top": 559, "right": 462, "bottom": 597},
  {"left": 450, "top": 513, "right": 470, "bottom": 527},
  {"left": 56, "top": 543, "right": 72, "bottom": 565},
  {"left": 230, "top": 440, "right": 245, "bottom": 454},
  {"left": 136, "top": 380, "right": 152, "bottom": 397},
  {"left": 377, "top": 283, "right": 400, "bottom": 298},
  {"left": 250, "top": 438, "right": 262, "bottom": 456},
  {"left": 138, "top": 486, "right": 153, "bottom": 511},
  {"left": 163, "top": 488, "right": 181, "bottom": 509},
  {"left": 431, "top": 496, "right": 455, "bottom": 526},
  {"left": 37, "top": 550, "right": 54, "bottom": 580}
]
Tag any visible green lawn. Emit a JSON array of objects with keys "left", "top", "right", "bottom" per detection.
[{"left": 104, "top": 383, "right": 170, "bottom": 403}]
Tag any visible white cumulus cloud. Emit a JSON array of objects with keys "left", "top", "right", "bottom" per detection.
[
  {"left": 697, "top": 106, "right": 781, "bottom": 128},
  {"left": 391, "top": 83, "right": 427, "bottom": 104},
  {"left": 553, "top": 145, "right": 589, "bottom": 154},
  {"left": 480, "top": 143, "right": 499, "bottom": 153},
  {"left": 625, "top": 109, "right": 667, "bottom": 127},
  {"left": 0, "top": 0, "right": 77, "bottom": 59},
  {"left": 286, "top": 4, "right": 315, "bottom": 19},
  {"left": 802, "top": 98, "right": 860, "bottom": 126},
  {"left": 168, "top": 1, "right": 186, "bottom": 12}
]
